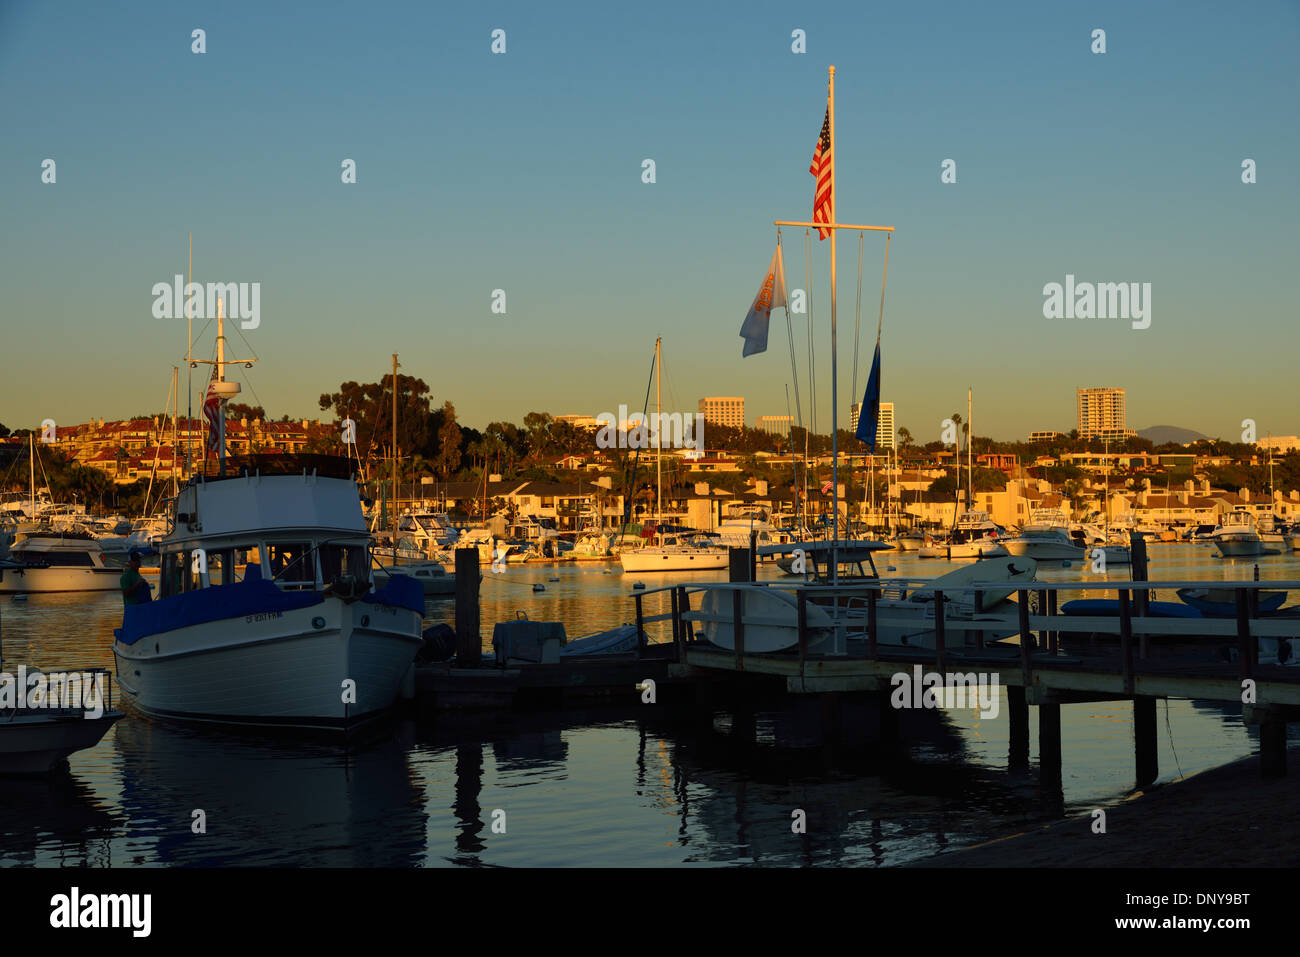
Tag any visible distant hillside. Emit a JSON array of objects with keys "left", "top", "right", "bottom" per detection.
[{"left": 1139, "top": 425, "right": 1208, "bottom": 446}]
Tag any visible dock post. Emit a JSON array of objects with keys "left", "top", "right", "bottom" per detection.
[
  {"left": 867, "top": 586, "right": 878, "bottom": 659},
  {"left": 933, "top": 590, "right": 946, "bottom": 675},
  {"left": 1134, "top": 695, "right": 1158, "bottom": 787},
  {"left": 733, "top": 588, "right": 745, "bottom": 672},
  {"left": 1008, "top": 685, "right": 1029, "bottom": 770},
  {"left": 728, "top": 547, "right": 751, "bottom": 582},
  {"left": 749, "top": 529, "right": 758, "bottom": 582},
  {"left": 1046, "top": 590, "right": 1058, "bottom": 653},
  {"left": 674, "top": 585, "right": 689, "bottom": 657},
  {"left": 1017, "top": 589, "right": 1032, "bottom": 686},
  {"left": 1258, "top": 711, "right": 1287, "bottom": 778},
  {"left": 1118, "top": 588, "right": 1134, "bottom": 695},
  {"left": 797, "top": 588, "right": 808, "bottom": 677},
  {"left": 454, "top": 547, "right": 481, "bottom": 667},
  {"left": 1039, "top": 701, "right": 1062, "bottom": 778},
  {"left": 1235, "top": 588, "right": 1254, "bottom": 679},
  {"left": 635, "top": 592, "right": 647, "bottom": 654},
  {"left": 1131, "top": 533, "right": 1150, "bottom": 618}
]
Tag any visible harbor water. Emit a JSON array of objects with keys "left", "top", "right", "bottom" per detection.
[{"left": 2, "top": 543, "right": 1298, "bottom": 867}]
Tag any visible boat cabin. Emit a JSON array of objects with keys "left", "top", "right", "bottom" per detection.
[{"left": 157, "top": 471, "right": 373, "bottom": 599}]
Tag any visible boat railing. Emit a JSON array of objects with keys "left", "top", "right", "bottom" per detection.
[
  {"left": 636, "top": 578, "right": 1300, "bottom": 680},
  {"left": 0, "top": 666, "right": 116, "bottom": 721}
]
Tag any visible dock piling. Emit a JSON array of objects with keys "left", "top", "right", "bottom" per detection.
[
  {"left": 1134, "top": 695, "right": 1158, "bottom": 787},
  {"left": 454, "top": 547, "right": 481, "bottom": 667},
  {"left": 1008, "top": 685, "right": 1029, "bottom": 770}
]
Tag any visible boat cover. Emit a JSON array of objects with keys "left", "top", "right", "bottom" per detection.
[
  {"left": 114, "top": 564, "right": 425, "bottom": 645},
  {"left": 1061, "top": 599, "right": 1202, "bottom": 618}
]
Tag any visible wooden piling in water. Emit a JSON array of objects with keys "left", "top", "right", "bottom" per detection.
[
  {"left": 728, "top": 547, "right": 751, "bottom": 583},
  {"left": 933, "top": 589, "right": 946, "bottom": 675},
  {"left": 454, "top": 547, "right": 481, "bottom": 667},
  {"left": 1039, "top": 701, "right": 1062, "bottom": 775},
  {"left": 1258, "top": 711, "right": 1287, "bottom": 778},
  {"left": 1134, "top": 695, "right": 1158, "bottom": 787},
  {"left": 1008, "top": 685, "right": 1029, "bottom": 770}
]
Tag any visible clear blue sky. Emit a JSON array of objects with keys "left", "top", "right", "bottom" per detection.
[{"left": 2, "top": 0, "right": 1297, "bottom": 444}]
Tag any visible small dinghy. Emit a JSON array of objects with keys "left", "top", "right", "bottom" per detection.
[{"left": 560, "top": 624, "right": 641, "bottom": 657}]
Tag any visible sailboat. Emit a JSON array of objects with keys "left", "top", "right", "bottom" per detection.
[
  {"left": 617, "top": 338, "right": 728, "bottom": 573},
  {"left": 112, "top": 298, "right": 425, "bottom": 730}
]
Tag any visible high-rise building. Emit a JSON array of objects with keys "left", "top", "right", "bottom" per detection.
[
  {"left": 755, "top": 415, "right": 793, "bottom": 438},
  {"left": 849, "top": 401, "right": 895, "bottom": 448},
  {"left": 698, "top": 397, "right": 744, "bottom": 430},
  {"left": 1076, "top": 388, "right": 1134, "bottom": 440}
]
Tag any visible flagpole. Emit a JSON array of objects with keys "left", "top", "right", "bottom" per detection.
[{"left": 828, "top": 65, "right": 839, "bottom": 583}]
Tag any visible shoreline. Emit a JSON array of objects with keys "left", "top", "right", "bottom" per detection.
[{"left": 910, "top": 747, "right": 1300, "bottom": 867}]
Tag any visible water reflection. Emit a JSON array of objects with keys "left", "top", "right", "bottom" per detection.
[{"left": 0, "top": 545, "right": 1294, "bottom": 867}]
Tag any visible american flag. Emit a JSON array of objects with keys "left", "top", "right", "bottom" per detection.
[
  {"left": 202, "top": 366, "right": 221, "bottom": 461},
  {"left": 821, "top": 480, "right": 834, "bottom": 495},
  {"left": 809, "top": 107, "right": 832, "bottom": 240}
]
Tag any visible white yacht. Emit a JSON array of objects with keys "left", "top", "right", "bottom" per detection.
[
  {"left": 0, "top": 532, "right": 122, "bottom": 593},
  {"left": 1004, "top": 509, "right": 1087, "bottom": 561},
  {"left": 617, "top": 531, "right": 730, "bottom": 572},
  {"left": 920, "top": 510, "right": 1007, "bottom": 559},
  {"left": 1212, "top": 510, "right": 1263, "bottom": 557}
]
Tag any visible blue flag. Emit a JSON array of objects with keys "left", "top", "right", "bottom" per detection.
[
  {"left": 856, "top": 340, "right": 882, "bottom": 450},
  {"left": 739, "top": 244, "right": 787, "bottom": 357}
]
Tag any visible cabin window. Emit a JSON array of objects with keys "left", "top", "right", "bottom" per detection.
[
  {"left": 267, "top": 542, "right": 315, "bottom": 588},
  {"left": 207, "top": 549, "right": 235, "bottom": 586},
  {"left": 161, "top": 553, "right": 183, "bottom": 598},
  {"left": 320, "top": 544, "right": 368, "bottom": 585}
]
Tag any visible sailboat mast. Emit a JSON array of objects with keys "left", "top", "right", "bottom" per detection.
[
  {"left": 966, "top": 386, "right": 973, "bottom": 510},
  {"left": 655, "top": 337, "right": 662, "bottom": 523},
  {"left": 828, "top": 65, "right": 839, "bottom": 582},
  {"left": 186, "top": 233, "right": 193, "bottom": 480},
  {"left": 392, "top": 353, "right": 399, "bottom": 535},
  {"left": 171, "top": 367, "right": 178, "bottom": 496},
  {"left": 29, "top": 432, "right": 35, "bottom": 515}
]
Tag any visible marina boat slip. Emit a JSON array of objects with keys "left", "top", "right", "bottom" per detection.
[
  {"left": 1213, "top": 510, "right": 1265, "bottom": 557},
  {"left": 0, "top": 532, "right": 121, "bottom": 593},
  {"left": 113, "top": 466, "right": 426, "bottom": 730}
]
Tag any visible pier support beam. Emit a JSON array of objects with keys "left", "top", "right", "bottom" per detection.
[
  {"left": 1038, "top": 702, "right": 1062, "bottom": 779},
  {"left": 1008, "top": 685, "right": 1029, "bottom": 771},
  {"left": 1133, "top": 695, "right": 1158, "bottom": 788},
  {"left": 1245, "top": 705, "right": 1289, "bottom": 778}
]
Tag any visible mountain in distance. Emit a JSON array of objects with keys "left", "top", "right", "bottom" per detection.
[{"left": 1139, "top": 425, "right": 1209, "bottom": 445}]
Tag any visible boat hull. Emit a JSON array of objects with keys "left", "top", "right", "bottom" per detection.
[
  {"left": 0, "top": 712, "right": 123, "bottom": 775},
  {"left": 113, "top": 597, "right": 421, "bottom": 730},
  {"left": 618, "top": 550, "right": 729, "bottom": 572},
  {"left": 0, "top": 565, "right": 120, "bottom": 593},
  {"left": 1215, "top": 535, "right": 1263, "bottom": 557}
]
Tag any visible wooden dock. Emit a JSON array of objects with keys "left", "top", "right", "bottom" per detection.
[{"left": 641, "top": 572, "right": 1300, "bottom": 785}]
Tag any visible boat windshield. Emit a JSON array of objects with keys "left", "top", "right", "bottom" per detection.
[{"left": 319, "top": 543, "right": 370, "bottom": 584}]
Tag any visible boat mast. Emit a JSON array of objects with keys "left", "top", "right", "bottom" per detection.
[
  {"left": 392, "top": 353, "right": 399, "bottom": 536},
  {"left": 185, "top": 234, "right": 193, "bottom": 480},
  {"left": 29, "top": 432, "right": 35, "bottom": 516},
  {"left": 655, "top": 336, "right": 662, "bottom": 526},
  {"left": 966, "top": 387, "right": 973, "bottom": 511}
]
